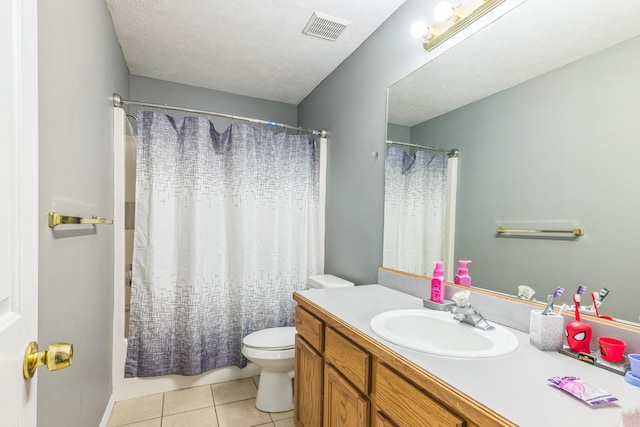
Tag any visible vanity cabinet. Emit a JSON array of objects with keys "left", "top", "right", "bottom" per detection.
[
  {"left": 294, "top": 294, "right": 515, "bottom": 427},
  {"left": 324, "top": 364, "right": 369, "bottom": 427},
  {"left": 294, "top": 335, "right": 323, "bottom": 427},
  {"left": 374, "top": 362, "right": 462, "bottom": 427},
  {"left": 294, "top": 306, "right": 324, "bottom": 427}
]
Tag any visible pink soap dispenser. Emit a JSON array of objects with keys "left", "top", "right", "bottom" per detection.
[
  {"left": 430, "top": 261, "right": 445, "bottom": 304},
  {"left": 454, "top": 260, "right": 472, "bottom": 287}
]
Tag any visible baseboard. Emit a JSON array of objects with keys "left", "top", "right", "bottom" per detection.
[
  {"left": 112, "top": 363, "right": 260, "bottom": 401},
  {"left": 98, "top": 394, "right": 116, "bottom": 427}
]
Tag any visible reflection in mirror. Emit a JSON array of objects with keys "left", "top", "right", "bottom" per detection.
[
  {"left": 382, "top": 143, "right": 457, "bottom": 277},
  {"left": 385, "top": 0, "right": 640, "bottom": 324}
]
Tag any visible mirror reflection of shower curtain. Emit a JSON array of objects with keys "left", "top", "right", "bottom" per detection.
[
  {"left": 125, "top": 111, "right": 323, "bottom": 377},
  {"left": 383, "top": 146, "right": 448, "bottom": 277}
]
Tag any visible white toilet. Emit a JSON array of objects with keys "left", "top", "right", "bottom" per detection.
[
  {"left": 307, "top": 274, "right": 355, "bottom": 289},
  {"left": 242, "top": 274, "right": 354, "bottom": 412}
]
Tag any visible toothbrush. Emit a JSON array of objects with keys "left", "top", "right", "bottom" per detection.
[
  {"left": 558, "top": 303, "right": 569, "bottom": 317},
  {"left": 591, "top": 288, "right": 614, "bottom": 321},
  {"left": 591, "top": 292, "right": 601, "bottom": 317},
  {"left": 567, "top": 290, "right": 593, "bottom": 353},
  {"left": 597, "top": 287, "right": 610, "bottom": 303},
  {"left": 541, "top": 287, "right": 564, "bottom": 315},
  {"left": 573, "top": 293, "right": 582, "bottom": 322},
  {"left": 574, "top": 285, "right": 586, "bottom": 308}
]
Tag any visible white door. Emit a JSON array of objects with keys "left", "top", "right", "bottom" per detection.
[{"left": 0, "top": 0, "right": 39, "bottom": 425}]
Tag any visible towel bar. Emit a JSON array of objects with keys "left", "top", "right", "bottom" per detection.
[
  {"left": 48, "top": 211, "right": 113, "bottom": 228},
  {"left": 495, "top": 226, "right": 584, "bottom": 237}
]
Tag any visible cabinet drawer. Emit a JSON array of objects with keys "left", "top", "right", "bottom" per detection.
[
  {"left": 375, "top": 362, "right": 463, "bottom": 427},
  {"left": 324, "top": 327, "right": 370, "bottom": 395},
  {"left": 296, "top": 307, "right": 324, "bottom": 352}
]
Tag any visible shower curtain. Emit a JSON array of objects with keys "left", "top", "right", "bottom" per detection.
[
  {"left": 125, "top": 111, "right": 322, "bottom": 377},
  {"left": 383, "top": 146, "right": 448, "bottom": 277}
]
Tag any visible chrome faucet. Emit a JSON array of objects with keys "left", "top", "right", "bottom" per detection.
[{"left": 449, "top": 291, "right": 495, "bottom": 331}]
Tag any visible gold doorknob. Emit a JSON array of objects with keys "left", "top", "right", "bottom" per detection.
[{"left": 23, "top": 341, "right": 73, "bottom": 379}]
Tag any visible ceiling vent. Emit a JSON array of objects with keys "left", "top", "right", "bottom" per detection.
[{"left": 302, "top": 12, "right": 351, "bottom": 41}]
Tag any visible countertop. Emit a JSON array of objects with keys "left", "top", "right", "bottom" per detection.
[{"left": 296, "top": 285, "right": 640, "bottom": 427}]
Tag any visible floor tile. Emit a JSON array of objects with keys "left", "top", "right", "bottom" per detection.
[
  {"left": 252, "top": 375, "right": 260, "bottom": 388},
  {"left": 164, "top": 385, "right": 214, "bottom": 416},
  {"left": 162, "top": 407, "right": 218, "bottom": 427},
  {"left": 270, "top": 410, "right": 293, "bottom": 421},
  {"left": 274, "top": 419, "right": 295, "bottom": 427},
  {"left": 119, "top": 419, "right": 161, "bottom": 427},
  {"left": 212, "top": 378, "right": 257, "bottom": 405},
  {"left": 253, "top": 424, "right": 275, "bottom": 427},
  {"left": 216, "top": 398, "right": 272, "bottom": 427},
  {"left": 107, "top": 393, "right": 163, "bottom": 426}
]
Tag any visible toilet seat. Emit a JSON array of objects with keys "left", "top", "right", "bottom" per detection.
[
  {"left": 243, "top": 326, "right": 296, "bottom": 351},
  {"left": 242, "top": 346, "right": 295, "bottom": 360}
]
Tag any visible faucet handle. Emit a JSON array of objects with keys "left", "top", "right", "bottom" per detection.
[{"left": 452, "top": 290, "right": 471, "bottom": 307}]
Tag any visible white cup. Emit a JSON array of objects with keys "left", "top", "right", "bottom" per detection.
[{"left": 529, "top": 310, "right": 564, "bottom": 351}]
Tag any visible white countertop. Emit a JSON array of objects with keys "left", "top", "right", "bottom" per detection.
[{"left": 297, "top": 285, "right": 640, "bottom": 427}]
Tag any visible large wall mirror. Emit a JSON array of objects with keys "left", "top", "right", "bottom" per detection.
[{"left": 385, "top": 0, "right": 640, "bottom": 324}]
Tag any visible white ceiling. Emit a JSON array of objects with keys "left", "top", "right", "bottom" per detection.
[
  {"left": 105, "top": 0, "right": 406, "bottom": 105},
  {"left": 389, "top": 0, "right": 640, "bottom": 126}
]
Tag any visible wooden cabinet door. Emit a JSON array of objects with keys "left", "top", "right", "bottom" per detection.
[
  {"left": 324, "top": 364, "right": 369, "bottom": 427},
  {"left": 295, "top": 335, "right": 323, "bottom": 427},
  {"left": 374, "top": 411, "right": 398, "bottom": 427}
]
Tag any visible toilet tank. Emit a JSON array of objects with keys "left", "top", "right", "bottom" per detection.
[{"left": 307, "top": 274, "right": 354, "bottom": 289}]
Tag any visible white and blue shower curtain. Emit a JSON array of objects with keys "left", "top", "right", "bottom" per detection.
[
  {"left": 383, "top": 146, "right": 448, "bottom": 277},
  {"left": 125, "top": 111, "right": 322, "bottom": 377}
]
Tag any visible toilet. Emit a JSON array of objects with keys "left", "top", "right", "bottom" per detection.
[
  {"left": 307, "top": 274, "right": 355, "bottom": 289},
  {"left": 242, "top": 274, "right": 354, "bottom": 412}
]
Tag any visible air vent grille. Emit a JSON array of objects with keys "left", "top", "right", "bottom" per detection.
[{"left": 302, "top": 12, "right": 350, "bottom": 41}]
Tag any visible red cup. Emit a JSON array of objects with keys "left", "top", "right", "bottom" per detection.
[{"left": 598, "top": 337, "right": 625, "bottom": 362}]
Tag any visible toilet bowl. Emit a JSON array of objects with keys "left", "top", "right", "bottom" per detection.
[
  {"left": 243, "top": 275, "right": 354, "bottom": 412},
  {"left": 242, "top": 326, "right": 296, "bottom": 412}
]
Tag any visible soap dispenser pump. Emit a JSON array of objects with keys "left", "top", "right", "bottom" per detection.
[
  {"left": 454, "top": 260, "right": 472, "bottom": 287},
  {"left": 430, "top": 261, "right": 445, "bottom": 304}
]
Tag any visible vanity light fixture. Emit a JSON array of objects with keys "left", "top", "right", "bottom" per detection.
[{"left": 416, "top": 0, "right": 504, "bottom": 51}]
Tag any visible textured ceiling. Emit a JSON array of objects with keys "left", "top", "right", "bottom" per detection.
[
  {"left": 389, "top": 0, "right": 640, "bottom": 126},
  {"left": 105, "top": 0, "right": 406, "bottom": 105}
]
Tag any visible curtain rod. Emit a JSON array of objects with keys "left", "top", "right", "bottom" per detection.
[
  {"left": 386, "top": 140, "right": 459, "bottom": 158},
  {"left": 112, "top": 93, "right": 327, "bottom": 137}
]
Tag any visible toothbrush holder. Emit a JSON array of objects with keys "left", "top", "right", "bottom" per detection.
[{"left": 529, "top": 310, "right": 564, "bottom": 351}]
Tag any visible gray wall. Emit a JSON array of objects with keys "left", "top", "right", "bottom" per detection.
[
  {"left": 129, "top": 75, "right": 297, "bottom": 131},
  {"left": 387, "top": 123, "right": 411, "bottom": 143},
  {"left": 298, "top": 0, "right": 639, "bottom": 322},
  {"left": 38, "top": 0, "right": 129, "bottom": 425},
  {"left": 410, "top": 36, "right": 640, "bottom": 321},
  {"left": 297, "top": 0, "right": 450, "bottom": 284}
]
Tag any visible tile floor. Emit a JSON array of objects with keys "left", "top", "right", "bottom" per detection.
[{"left": 107, "top": 376, "right": 294, "bottom": 427}]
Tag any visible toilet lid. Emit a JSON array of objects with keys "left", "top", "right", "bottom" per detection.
[{"left": 243, "top": 327, "right": 296, "bottom": 350}]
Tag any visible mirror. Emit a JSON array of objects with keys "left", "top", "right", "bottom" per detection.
[{"left": 385, "top": 0, "right": 640, "bottom": 324}]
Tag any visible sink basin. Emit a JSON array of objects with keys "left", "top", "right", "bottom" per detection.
[{"left": 370, "top": 309, "right": 519, "bottom": 358}]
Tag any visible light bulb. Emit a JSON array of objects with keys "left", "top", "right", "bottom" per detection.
[
  {"left": 434, "top": 1, "right": 455, "bottom": 21},
  {"left": 410, "top": 21, "right": 428, "bottom": 38}
]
